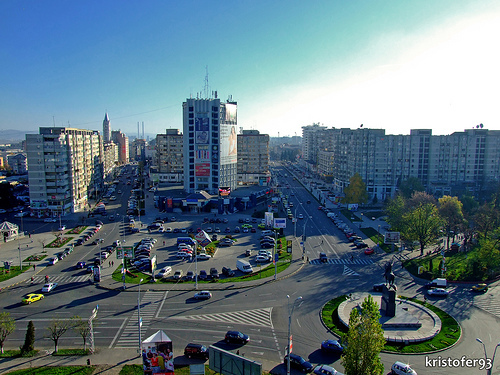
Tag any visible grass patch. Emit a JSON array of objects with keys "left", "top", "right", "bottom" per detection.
[
  {"left": 4, "top": 366, "right": 94, "bottom": 375},
  {"left": 321, "top": 295, "right": 349, "bottom": 337},
  {"left": 52, "top": 348, "right": 90, "bottom": 356},
  {"left": 0, "top": 266, "right": 30, "bottom": 283},
  {"left": 0, "top": 350, "right": 21, "bottom": 358},
  {"left": 321, "top": 295, "right": 460, "bottom": 354},
  {"left": 403, "top": 251, "right": 477, "bottom": 281},
  {"left": 384, "top": 297, "right": 461, "bottom": 353},
  {"left": 112, "top": 266, "right": 150, "bottom": 284}
]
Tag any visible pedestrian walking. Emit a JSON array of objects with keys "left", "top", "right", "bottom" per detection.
[
  {"left": 31, "top": 276, "right": 34, "bottom": 284},
  {"left": 109, "top": 261, "right": 111, "bottom": 267},
  {"left": 351, "top": 255, "right": 354, "bottom": 262},
  {"left": 112, "top": 261, "right": 114, "bottom": 267},
  {"left": 33, "top": 264, "right": 36, "bottom": 271},
  {"left": 321, "top": 239, "right": 324, "bottom": 245}
]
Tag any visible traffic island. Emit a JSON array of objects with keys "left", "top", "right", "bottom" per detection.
[{"left": 322, "top": 294, "right": 461, "bottom": 354}]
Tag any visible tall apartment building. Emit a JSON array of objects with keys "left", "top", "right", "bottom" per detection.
[
  {"left": 182, "top": 97, "right": 238, "bottom": 195},
  {"left": 302, "top": 123, "right": 327, "bottom": 165},
  {"left": 111, "top": 130, "right": 130, "bottom": 164},
  {"left": 129, "top": 138, "right": 147, "bottom": 162},
  {"left": 103, "top": 113, "right": 111, "bottom": 143},
  {"left": 152, "top": 129, "right": 184, "bottom": 183},
  {"left": 237, "top": 130, "right": 270, "bottom": 185},
  {"left": 103, "top": 142, "right": 118, "bottom": 177},
  {"left": 311, "top": 127, "right": 500, "bottom": 201},
  {"left": 26, "top": 127, "right": 102, "bottom": 216}
]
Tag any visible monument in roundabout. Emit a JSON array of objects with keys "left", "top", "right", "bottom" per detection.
[{"left": 337, "top": 262, "right": 442, "bottom": 345}]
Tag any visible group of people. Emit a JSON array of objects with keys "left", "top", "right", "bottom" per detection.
[{"left": 142, "top": 347, "right": 174, "bottom": 374}]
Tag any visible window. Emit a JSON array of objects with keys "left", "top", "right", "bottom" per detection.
[
  {"left": 189, "top": 113, "right": 194, "bottom": 118},
  {"left": 189, "top": 120, "right": 194, "bottom": 125}
]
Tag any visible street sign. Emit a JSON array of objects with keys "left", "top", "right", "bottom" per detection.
[
  {"left": 275, "top": 253, "right": 279, "bottom": 263},
  {"left": 195, "top": 230, "right": 211, "bottom": 247}
]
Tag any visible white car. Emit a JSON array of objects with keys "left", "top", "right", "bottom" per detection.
[
  {"left": 427, "top": 288, "right": 449, "bottom": 297},
  {"left": 41, "top": 282, "right": 58, "bottom": 293},
  {"left": 193, "top": 291, "right": 212, "bottom": 300},
  {"left": 100, "top": 252, "right": 109, "bottom": 259},
  {"left": 173, "top": 270, "right": 183, "bottom": 279},
  {"left": 196, "top": 253, "right": 211, "bottom": 260},
  {"left": 391, "top": 361, "right": 417, "bottom": 375},
  {"left": 158, "top": 227, "right": 165, "bottom": 233},
  {"left": 44, "top": 218, "right": 57, "bottom": 223},
  {"left": 58, "top": 225, "right": 66, "bottom": 231},
  {"left": 157, "top": 266, "right": 172, "bottom": 278},
  {"left": 298, "top": 214, "right": 304, "bottom": 219},
  {"left": 255, "top": 255, "right": 271, "bottom": 263},
  {"left": 49, "top": 257, "right": 58, "bottom": 265},
  {"left": 177, "top": 251, "right": 192, "bottom": 258}
]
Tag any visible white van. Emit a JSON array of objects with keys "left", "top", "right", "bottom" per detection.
[
  {"left": 236, "top": 259, "right": 253, "bottom": 274},
  {"left": 261, "top": 230, "right": 274, "bottom": 236}
]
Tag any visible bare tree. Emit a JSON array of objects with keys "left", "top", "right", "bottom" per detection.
[
  {"left": 46, "top": 319, "right": 74, "bottom": 353},
  {"left": 72, "top": 315, "right": 91, "bottom": 351}
]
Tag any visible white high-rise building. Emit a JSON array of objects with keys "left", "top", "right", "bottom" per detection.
[
  {"left": 182, "top": 97, "right": 238, "bottom": 195},
  {"left": 26, "top": 127, "right": 103, "bottom": 216}
]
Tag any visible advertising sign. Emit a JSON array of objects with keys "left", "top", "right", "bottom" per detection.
[
  {"left": 273, "top": 218, "right": 287, "bottom": 229},
  {"left": 195, "top": 163, "right": 210, "bottom": 177},
  {"left": 218, "top": 187, "right": 231, "bottom": 197},
  {"left": 195, "top": 118, "right": 209, "bottom": 144},
  {"left": 220, "top": 122, "right": 237, "bottom": 165},
  {"left": 116, "top": 246, "right": 135, "bottom": 259},
  {"left": 384, "top": 232, "right": 400, "bottom": 244},
  {"left": 265, "top": 212, "right": 274, "bottom": 228},
  {"left": 195, "top": 230, "right": 211, "bottom": 247}
]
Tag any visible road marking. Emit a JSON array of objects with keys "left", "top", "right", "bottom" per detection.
[
  {"left": 342, "top": 265, "right": 360, "bottom": 276},
  {"left": 309, "top": 258, "right": 373, "bottom": 265},
  {"left": 170, "top": 307, "right": 274, "bottom": 328}
]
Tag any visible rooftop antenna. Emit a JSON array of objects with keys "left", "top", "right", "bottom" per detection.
[
  {"left": 203, "top": 66, "right": 209, "bottom": 99},
  {"left": 53, "top": 116, "right": 56, "bottom": 127}
]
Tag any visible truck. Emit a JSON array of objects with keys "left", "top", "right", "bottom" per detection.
[
  {"left": 425, "top": 278, "right": 447, "bottom": 289},
  {"left": 236, "top": 259, "right": 253, "bottom": 274}
]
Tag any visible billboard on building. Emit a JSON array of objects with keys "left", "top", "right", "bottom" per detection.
[
  {"left": 219, "top": 187, "right": 231, "bottom": 197},
  {"left": 384, "top": 232, "right": 400, "bottom": 244},
  {"left": 195, "top": 163, "right": 210, "bottom": 176},
  {"left": 195, "top": 118, "right": 209, "bottom": 144}
]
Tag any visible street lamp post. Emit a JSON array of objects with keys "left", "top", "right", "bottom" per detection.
[
  {"left": 286, "top": 295, "right": 302, "bottom": 375},
  {"left": 138, "top": 278, "right": 144, "bottom": 355},
  {"left": 476, "top": 338, "right": 500, "bottom": 375}
]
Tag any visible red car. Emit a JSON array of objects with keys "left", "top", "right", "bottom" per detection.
[{"left": 364, "top": 248, "right": 375, "bottom": 255}]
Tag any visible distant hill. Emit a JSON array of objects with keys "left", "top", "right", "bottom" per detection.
[{"left": 0, "top": 130, "right": 36, "bottom": 143}]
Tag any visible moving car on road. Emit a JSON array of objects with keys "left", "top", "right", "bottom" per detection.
[
  {"left": 284, "top": 353, "right": 313, "bottom": 373},
  {"left": 224, "top": 331, "right": 249, "bottom": 344},
  {"left": 41, "top": 282, "right": 58, "bottom": 293},
  {"left": 193, "top": 291, "right": 212, "bottom": 300},
  {"left": 427, "top": 288, "right": 449, "bottom": 297},
  {"left": 471, "top": 283, "right": 488, "bottom": 293},
  {"left": 22, "top": 293, "right": 44, "bottom": 305}
]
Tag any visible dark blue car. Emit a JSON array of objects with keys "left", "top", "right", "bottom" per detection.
[
  {"left": 284, "top": 353, "right": 313, "bottom": 373},
  {"left": 321, "top": 339, "right": 343, "bottom": 354}
]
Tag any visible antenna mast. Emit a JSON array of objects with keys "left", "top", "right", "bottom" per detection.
[{"left": 203, "top": 66, "right": 209, "bottom": 99}]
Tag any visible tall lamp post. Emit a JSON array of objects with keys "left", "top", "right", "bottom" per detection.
[
  {"left": 476, "top": 338, "right": 500, "bottom": 375},
  {"left": 286, "top": 295, "right": 303, "bottom": 375},
  {"left": 138, "top": 278, "right": 144, "bottom": 355}
]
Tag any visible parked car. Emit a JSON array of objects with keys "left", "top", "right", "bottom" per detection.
[
  {"left": 157, "top": 266, "right": 172, "bottom": 278},
  {"left": 173, "top": 270, "right": 183, "bottom": 280},
  {"left": 194, "top": 291, "right": 212, "bottom": 300},
  {"left": 184, "top": 271, "right": 195, "bottom": 281},
  {"left": 41, "top": 282, "right": 58, "bottom": 293},
  {"left": 49, "top": 257, "right": 58, "bottom": 265},
  {"left": 391, "top": 361, "right": 417, "bottom": 375},
  {"left": 256, "top": 255, "right": 271, "bottom": 263},
  {"left": 224, "top": 331, "right": 249, "bottom": 344},
  {"left": 196, "top": 253, "right": 211, "bottom": 260},
  {"left": 222, "top": 267, "right": 235, "bottom": 277},
  {"left": 284, "top": 353, "right": 313, "bottom": 373},
  {"left": 44, "top": 217, "right": 57, "bottom": 222},
  {"left": 364, "top": 248, "right": 375, "bottom": 255},
  {"left": 209, "top": 268, "right": 219, "bottom": 279},
  {"left": 76, "top": 261, "right": 86, "bottom": 269},
  {"left": 199, "top": 270, "right": 208, "bottom": 280},
  {"left": 373, "top": 283, "right": 384, "bottom": 292}
]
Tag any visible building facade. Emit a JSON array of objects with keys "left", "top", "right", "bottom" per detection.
[
  {"left": 151, "top": 129, "right": 184, "bottom": 184},
  {"left": 26, "top": 127, "right": 103, "bottom": 216},
  {"left": 309, "top": 127, "right": 500, "bottom": 201},
  {"left": 182, "top": 97, "right": 238, "bottom": 195},
  {"left": 7, "top": 153, "right": 27, "bottom": 174},
  {"left": 111, "top": 130, "right": 130, "bottom": 164},
  {"left": 237, "top": 130, "right": 270, "bottom": 185}
]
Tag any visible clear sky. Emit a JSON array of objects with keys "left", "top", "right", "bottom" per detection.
[{"left": 1, "top": 0, "right": 500, "bottom": 138}]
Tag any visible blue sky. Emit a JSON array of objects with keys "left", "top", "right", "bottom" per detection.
[{"left": 1, "top": 1, "right": 500, "bottom": 138}]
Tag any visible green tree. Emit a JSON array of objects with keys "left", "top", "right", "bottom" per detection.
[
  {"left": 407, "top": 191, "right": 437, "bottom": 209},
  {"left": 438, "top": 196, "right": 465, "bottom": 249},
  {"left": 473, "top": 203, "right": 500, "bottom": 239},
  {"left": 341, "top": 295, "right": 385, "bottom": 375},
  {"left": 20, "top": 321, "right": 35, "bottom": 355},
  {"left": 342, "top": 173, "right": 368, "bottom": 205},
  {"left": 398, "top": 177, "right": 424, "bottom": 198},
  {"left": 0, "top": 312, "right": 16, "bottom": 354},
  {"left": 384, "top": 195, "right": 406, "bottom": 231},
  {"left": 402, "top": 203, "right": 443, "bottom": 255},
  {"left": 47, "top": 319, "right": 74, "bottom": 353},
  {"left": 72, "top": 316, "right": 91, "bottom": 351}
]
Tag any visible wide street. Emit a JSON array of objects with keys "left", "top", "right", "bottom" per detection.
[{"left": 1, "top": 164, "right": 500, "bottom": 374}]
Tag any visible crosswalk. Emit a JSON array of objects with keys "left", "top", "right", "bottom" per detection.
[
  {"left": 309, "top": 258, "right": 373, "bottom": 266},
  {"left": 172, "top": 307, "right": 274, "bottom": 328},
  {"left": 26, "top": 274, "right": 91, "bottom": 284},
  {"left": 473, "top": 297, "right": 500, "bottom": 318},
  {"left": 113, "top": 291, "right": 167, "bottom": 349}
]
